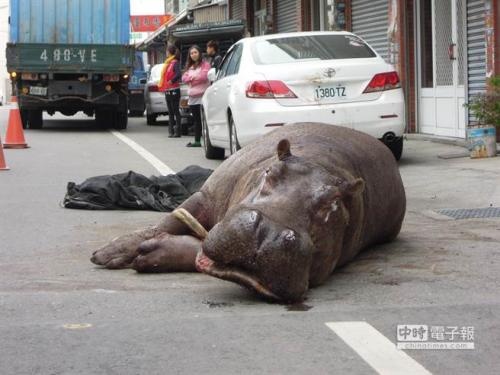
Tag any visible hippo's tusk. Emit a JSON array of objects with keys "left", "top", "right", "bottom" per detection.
[{"left": 172, "top": 208, "right": 209, "bottom": 240}]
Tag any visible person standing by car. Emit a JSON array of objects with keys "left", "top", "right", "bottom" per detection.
[
  {"left": 182, "top": 45, "right": 211, "bottom": 148},
  {"left": 206, "top": 40, "right": 222, "bottom": 70},
  {"left": 159, "top": 45, "right": 182, "bottom": 138}
]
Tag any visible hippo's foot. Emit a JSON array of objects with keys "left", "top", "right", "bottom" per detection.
[
  {"left": 132, "top": 233, "right": 202, "bottom": 273},
  {"left": 91, "top": 227, "right": 158, "bottom": 269}
]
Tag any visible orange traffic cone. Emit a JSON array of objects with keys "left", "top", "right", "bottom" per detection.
[
  {"left": 4, "top": 96, "right": 29, "bottom": 149},
  {"left": 0, "top": 136, "right": 9, "bottom": 170}
]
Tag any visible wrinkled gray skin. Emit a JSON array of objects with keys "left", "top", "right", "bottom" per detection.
[{"left": 92, "top": 123, "right": 406, "bottom": 302}]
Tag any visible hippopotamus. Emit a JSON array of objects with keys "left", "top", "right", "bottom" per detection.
[{"left": 91, "top": 123, "right": 406, "bottom": 302}]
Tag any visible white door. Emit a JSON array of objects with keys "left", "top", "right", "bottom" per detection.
[{"left": 418, "top": 0, "right": 466, "bottom": 138}]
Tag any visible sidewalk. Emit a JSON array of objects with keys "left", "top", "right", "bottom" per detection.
[{"left": 401, "top": 138, "right": 499, "bottom": 212}]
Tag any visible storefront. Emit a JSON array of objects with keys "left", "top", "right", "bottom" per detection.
[
  {"left": 416, "top": 0, "right": 469, "bottom": 138},
  {"left": 314, "top": 0, "right": 497, "bottom": 138},
  {"left": 172, "top": 20, "right": 246, "bottom": 61}
]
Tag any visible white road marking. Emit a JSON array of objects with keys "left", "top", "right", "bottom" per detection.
[
  {"left": 110, "top": 130, "right": 175, "bottom": 175},
  {"left": 63, "top": 323, "right": 92, "bottom": 330},
  {"left": 325, "top": 321, "right": 432, "bottom": 375}
]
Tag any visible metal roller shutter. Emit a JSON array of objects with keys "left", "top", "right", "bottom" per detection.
[
  {"left": 466, "top": 0, "right": 486, "bottom": 123},
  {"left": 231, "top": 0, "right": 244, "bottom": 20},
  {"left": 351, "top": 0, "right": 389, "bottom": 61},
  {"left": 276, "top": 0, "right": 298, "bottom": 33}
]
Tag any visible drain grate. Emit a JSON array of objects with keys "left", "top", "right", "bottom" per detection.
[{"left": 436, "top": 207, "right": 500, "bottom": 220}]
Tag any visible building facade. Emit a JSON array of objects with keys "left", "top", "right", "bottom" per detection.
[
  {"left": 139, "top": 0, "right": 499, "bottom": 139},
  {"left": 138, "top": 0, "right": 244, "bottom": 65}
]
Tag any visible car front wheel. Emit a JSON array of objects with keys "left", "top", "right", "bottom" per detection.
[
  {"left": 229, "top": 115, "right": 241, "bottom": 155},
  {"left": 146, "top": 112, "right": 156, "bottom": 125},
  {"left": 201, "top": 107, "right": 224, "bottom": 160}
]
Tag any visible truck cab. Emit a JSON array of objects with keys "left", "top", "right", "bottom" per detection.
[
  {"left": 7, "top": 0, "right": 133, "bottom": 130},
  {"left": 128, "top": 51, "right": 147, "bottom": 117}
]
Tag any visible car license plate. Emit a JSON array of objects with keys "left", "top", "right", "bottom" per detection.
[
  {"left": 130, "top": 90, "right": 143, "bottom": 94},
  {"left": 29, "top": 86, "right": 47, "bottom": 96},
  {"left": 314, "top": 85, "right": 347, "bottom": 100}
]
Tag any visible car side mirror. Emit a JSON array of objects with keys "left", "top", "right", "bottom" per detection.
[
  {"left": 139, "top": 78, "right": 147, "bottom": 84},
  {"left": 207, "top": 68, "right": 217, "bottom": 82}
]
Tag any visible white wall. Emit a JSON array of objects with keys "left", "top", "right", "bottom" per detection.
[
  {"left": 130, "top": 0, "right": 166, "bottom": 15},
  {"left": 0, "top": 0, "right": 10, "bottom": 103}
]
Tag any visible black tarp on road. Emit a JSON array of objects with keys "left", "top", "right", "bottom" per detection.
[{"left": 63, "top": 165, "right": 212, "bottom": 212}]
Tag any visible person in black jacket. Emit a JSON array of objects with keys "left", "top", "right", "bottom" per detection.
[{"left": 206, "top": 40, "right": 222, "bottom": 70}]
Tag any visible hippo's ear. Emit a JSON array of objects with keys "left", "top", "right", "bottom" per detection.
[
  {"left": 340, "top": 178, "right": 365, "bottom": 197},
  {"left": 277, "top": 139, "right": 292, "bottom": 161}
]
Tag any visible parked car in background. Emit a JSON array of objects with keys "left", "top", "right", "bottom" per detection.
[
  {"left": 144, "top": 63, "right": 168, "bottom": 125},
  {"left": 144, "top": 64, "right": 193, "bottom": 130},
  {"left": 201, "top": 31, "right": 405, "bottom": 160}
]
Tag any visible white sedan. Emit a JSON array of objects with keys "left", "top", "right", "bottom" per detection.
[{"left": 201, "top": 31, "right": 405, "bottom": 160}]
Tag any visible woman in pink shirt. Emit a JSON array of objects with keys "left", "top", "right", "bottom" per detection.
[{"left": 182, "top": 45, "right": 211, "bottom": 148}]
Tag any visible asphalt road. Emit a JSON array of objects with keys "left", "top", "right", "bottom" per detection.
[{"left": 1, "top": 107, "right": 499, "bottom": 374}]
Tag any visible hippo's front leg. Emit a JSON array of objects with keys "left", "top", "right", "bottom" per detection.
[
  {"left": 90, "top": 225, "right": 158, "bottom": 269},
  {"left": 91, "top": 192, "right": 213, "bottom": 269},
  {"left": 131, "top": 233, "right": 202, "bottom": 272}
]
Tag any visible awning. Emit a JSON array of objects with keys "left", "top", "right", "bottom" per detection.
[
  {"left": 135, "top": 9, "right": 188, "bottom": 51},
  {"left": 171, "top": 20, "right": 245, "bottom": 41}
]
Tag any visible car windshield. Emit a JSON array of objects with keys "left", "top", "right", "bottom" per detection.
[
  {"left": 134, "top": 53, "right": 144, "bottom": 71},
  {"left": 150, "top": 64, "right": 163, "bottom": 82},
  {"left": 252, "top": 34, "right": 376, "bottom": 65}
]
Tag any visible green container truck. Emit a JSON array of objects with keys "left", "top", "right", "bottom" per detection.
[{"left": 6, "top": 0, "right": 133, "bottom": 130}]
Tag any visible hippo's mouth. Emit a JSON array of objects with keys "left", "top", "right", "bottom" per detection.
[{"left": 195, "top": 251, "right": 280, "bottom": 301}]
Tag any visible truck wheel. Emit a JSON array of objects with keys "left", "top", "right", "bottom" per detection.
[
  {"left": 20, "top": 110, "right": 29, "bottom": 129},
  {"left": 28, "top": 110, "right": 43, "bottom": 129},
  {"left": 95, "top": 110, "right": 113, "bottom": 128},
  {"left": 114, "top": 111, "right": 128, "bottom": 130}
]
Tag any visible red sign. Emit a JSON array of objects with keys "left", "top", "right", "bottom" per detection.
[{"left": 130, "top": 15, "right": 173, "bottom": 32}]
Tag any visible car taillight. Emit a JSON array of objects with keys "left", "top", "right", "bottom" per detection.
[
  {"left": 363, "top": 71, "right": 401, "bottom": 93},
  {"left": 149, "top": 84, "right": 159, "bottom": 92},
  {"left": 246, "top": 80, "right": 297, "bottom": 99}
]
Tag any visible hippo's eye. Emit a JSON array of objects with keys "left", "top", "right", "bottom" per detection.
[
  {"left": 264, "top": 168, "right": 278, "bottom": 184},
  {"left": 282, "top": 229, "right": 296, "bottom": 243},
  {"left": 331, "top": 199, "right": 339, "bottom": 212}
]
